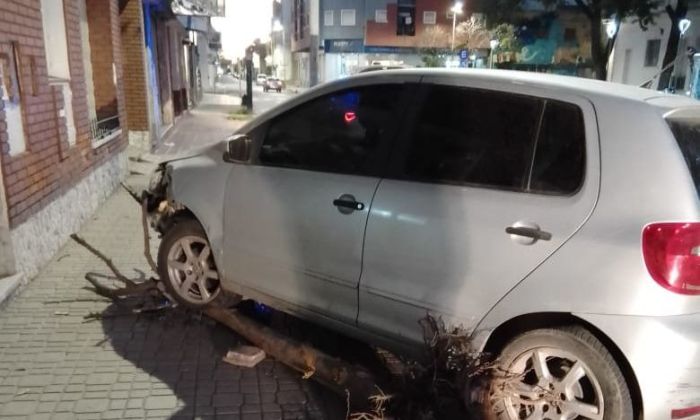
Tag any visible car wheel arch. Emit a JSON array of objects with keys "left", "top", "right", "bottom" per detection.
[{"left": 479, "top": 312, "right": 643, "bottom": 419}]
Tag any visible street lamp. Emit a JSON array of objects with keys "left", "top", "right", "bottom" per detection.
[
  {"left": 605, "top": 19, "right": 618, "bottom": 39},
  {"left": 679, "top": 18, "right": 692, "bottom": 36},
  {"left": 670, "top": 18, "right": 692, "bottom": 92},
  {"left": 450, "top": 1, "right": 463, "bottom": 51},
  {"left": 489, "top": 38, "right": 500, "bottom": 68}
]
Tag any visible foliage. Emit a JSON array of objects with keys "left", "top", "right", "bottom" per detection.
[
  {"left": 454, "top": 18, "right": 491, "bottom": 50},
  {"left": 417, "top": 26, "right": 450, "bottom": 67},
  {"left": 471, "top": 0, "right": 660, "bottom": 79},
  {"left": 491, "top": 23, "right": 522, "bottom": 53},
  {"left": 421, "top": 54, "right": 445, "bottom": 68}
]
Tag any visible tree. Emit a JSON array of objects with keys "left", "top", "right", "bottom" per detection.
[
  {"left": 472, "top": 0, "right": 658, "bottom": 80},
  {"left": 252, "top": 38, "right": 270, "bottom": 72},
  {"left": 491, "top": 23, "right": 522, "bottom": 53},
  {"left": 657, "top": 0, "right": 688, "bottom": 90},
  {"left": 417, "top": 26, "right": 450, "bottom": 67},
  {"left": 454, "top": 17, "right": 492, "bottom": 50}
]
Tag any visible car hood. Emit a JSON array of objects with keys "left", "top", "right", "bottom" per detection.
[{"left": 153, "top": 141, "right": 227, "bottom": 166}]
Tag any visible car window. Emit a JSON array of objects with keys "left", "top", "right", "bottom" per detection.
[
  {"left": 666, "top": 116, "right": 700, "bottom": 197},
  {"left": 259, "top": 84, "right": 405, "bottom": 176},
  {"left": 403, "top": 85, "right": 541, "bottom": 190},
  {"left": 528, "top": 100, "right": 586, "bottom": 194}
]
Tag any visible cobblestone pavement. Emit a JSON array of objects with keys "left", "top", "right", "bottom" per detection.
[{"left": 0, "top": 165, "right": 347, "bottom": 419}]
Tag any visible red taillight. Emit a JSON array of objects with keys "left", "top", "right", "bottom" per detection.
[
  {"left": 672, "top": 405, "right": 700, "bottom": 419},
  {"left": 643, "top": 223, "right": 700, "bottom": 295}
]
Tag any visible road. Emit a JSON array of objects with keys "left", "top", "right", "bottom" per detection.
[
  {"left": 150, "top": 76, "right": 298, "bottom": 156},
  {"left": 212, "top": 74, "right": 298, "bottom": 116}
]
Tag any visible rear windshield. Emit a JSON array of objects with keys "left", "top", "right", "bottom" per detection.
[{"left": 667, "top": 117, "right": 700, "bottom": 196}]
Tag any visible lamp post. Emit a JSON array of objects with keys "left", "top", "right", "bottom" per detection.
[
  {"left": 603, "top": 18, "right": 618, "bottom": 77},
  {"left": 489, "top": 38, "right": 499, "bottom": 68},
  {"left": 272, "top": 19, "right": 284, "bottom": 79},
  {"left": 450, "top": 2, "right": 463, "bottom": 52},
  {"left": 670, "top": 18, "right": 692, "bottom": 92}
]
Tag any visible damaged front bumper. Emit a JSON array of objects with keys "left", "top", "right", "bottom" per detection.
[{"left": 143, "top": 163, "right": 183, "bottom": 235}]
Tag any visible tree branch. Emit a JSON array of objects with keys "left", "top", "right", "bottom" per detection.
[
  {"left": 70, "top": 234, "right": 136, "bottom": 287},
  {"left": 84, "top": 273, "right": 157, "bottom": 300},
  {"left": 121, "top": 182, "right": 142, "bottom": 204},
  {"left": 141, "top": 198, "right": 159, "bottom": 274}
]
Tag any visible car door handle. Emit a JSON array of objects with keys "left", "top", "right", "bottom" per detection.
[
  {"left": 333, "top": 194, "right": 365, "bottom": 213},
  {"left": 505, "top": 226, "right": 552, "bottom": 241}
]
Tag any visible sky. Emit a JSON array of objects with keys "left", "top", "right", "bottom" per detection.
[{"left": 212, "top": 0, "right": 272, "bottom": 60}]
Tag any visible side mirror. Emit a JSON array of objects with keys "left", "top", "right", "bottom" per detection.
[{"left": 224, "top": 134, "right": 252, "bottom": 163}]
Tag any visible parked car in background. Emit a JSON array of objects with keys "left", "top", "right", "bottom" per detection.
[
  {"left": 357, "top": 64, "right": 411, "bottom": 73},
  {"left": 146, "top": 69, "right": 700, "bottom": 420},
  {"left": 263, "top": 77, "right": 283, "bottom": 92},
  {"left": 255, "top": 74, "right": 267, "bottom": 86}
]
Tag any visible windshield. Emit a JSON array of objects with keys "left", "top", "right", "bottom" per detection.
[{"left": 667, "top": 116, "right": 700, "bottom": 196}]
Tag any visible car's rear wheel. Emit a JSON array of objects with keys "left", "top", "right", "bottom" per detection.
[
  {"left": 158, "top": 218, "right": 227, "bottom": 308},
  {"left": 486, "top": 327, "right": 633, "bottom": 420}
]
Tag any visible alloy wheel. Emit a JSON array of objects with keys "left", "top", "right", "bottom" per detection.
[
  {"left": 500, "top": 347, "right": 604, "bottom": 420},
  {"left": 166, "top": 235, "right": 221, "bottom": 305}
]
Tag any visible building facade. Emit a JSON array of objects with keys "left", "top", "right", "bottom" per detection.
[
  {"left": 608, "top": 0, "right": 700, "bottom": 92},
  {"left": 0, "top": 0, "right": 128, "bottom": 285},
  {"left": 287, "top": 0, "right": 456, "bottom": 85},
  {"left": 121, "top": 0, "right": 223, "bottom": 151}
]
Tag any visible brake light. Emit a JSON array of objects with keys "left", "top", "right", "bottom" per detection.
[
  {"left": 642, "top": 223, "right": 700, "bottom": 295},
  {"left": 672, "top": 405, "right": 700, "bottom": 419}
]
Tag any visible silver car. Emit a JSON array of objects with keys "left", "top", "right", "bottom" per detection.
[{"left": 146, "top": 69, "right": 700, "bottom": 420}]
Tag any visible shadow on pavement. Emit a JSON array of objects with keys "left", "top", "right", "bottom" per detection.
[{"left": 99, "top": 298, "right": 347, "bottom": 419}]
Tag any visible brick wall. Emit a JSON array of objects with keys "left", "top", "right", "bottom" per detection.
[
  {"left": 0, "top": 0, "right": 127, "bottom": 228},
  {"left": 120, "top": 0, "right": 149, "bottom": 132},
  {"left": 365, "top": 0, "right": 453, "bottom": 47}
]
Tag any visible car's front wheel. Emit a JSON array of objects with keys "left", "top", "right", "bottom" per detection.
[
  {"left": 486, "top": 327, "right": 633, "bottom": 420},
  {"left": 158, "top": 218, "right": 224, "bottom": 308}
]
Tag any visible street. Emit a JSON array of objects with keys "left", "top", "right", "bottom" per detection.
[
  {"left": 212, "top": 74, "right": 298, "bottom": 116},
  {"left": 152, "top": 76, "right": 297, "bottom": 156}
]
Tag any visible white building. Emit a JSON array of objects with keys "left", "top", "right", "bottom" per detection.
[{"left": 608, "top": 0, "right": 700, "bottom": 91}]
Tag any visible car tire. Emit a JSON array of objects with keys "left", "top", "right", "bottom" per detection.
[
  {"left": 157, "top": 218, "right": 239, "bottom": 309},
  {"left": 484, "top": 326, "right": 633, "bottom": 420}
]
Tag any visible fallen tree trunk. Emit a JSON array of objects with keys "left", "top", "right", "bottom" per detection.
[{"left": 204, "top": 306, "right": 384, "bottom": 412}]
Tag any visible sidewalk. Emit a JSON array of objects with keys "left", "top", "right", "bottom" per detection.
[
  {"left": 152, "top": 93, "right": 246, "bottom": 157},
  {"left": 0, "top": 113, "right": 345, "bottom": 419}
]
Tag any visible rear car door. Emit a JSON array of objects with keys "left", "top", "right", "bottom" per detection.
[
  {"left": 358, "top": 79, "right": 600, "bottom": 344},
  {"left": 223, "top": 82, "right": 414, "bottom": 325}
]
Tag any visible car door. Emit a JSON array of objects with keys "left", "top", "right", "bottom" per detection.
[
  {"left": 222, "top": 82, "right": 415, "bottom": 325},
  {"left": 358, "top": 79, "right": 600, "bottom": 344}
]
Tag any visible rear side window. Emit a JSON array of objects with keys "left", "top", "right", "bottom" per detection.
[
  {"left": 401, "top": 85, "right": 586, "bottom": 194},
  {"left": 259, "top": 85, "right": 404, "bottom": 176},
  {"left": 404, "top": 85, "right": 541, "bottom": 190},
  {"left": 529, "top": 101, "right": 586, "bottom": 194},
  {"left": 666, "top": 117, "right": 700, "bottom": 196}
]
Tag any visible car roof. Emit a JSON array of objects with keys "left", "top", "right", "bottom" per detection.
[{"left": 348, "top": 68, "right": 699, "bottom": 109}]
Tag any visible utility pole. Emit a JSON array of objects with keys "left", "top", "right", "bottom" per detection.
[
  {"left": 243, "top": 45, "right": 254, "bottom": 111},
  {"left": 308, "top": 0, "right": 319, "bottom": 86}
]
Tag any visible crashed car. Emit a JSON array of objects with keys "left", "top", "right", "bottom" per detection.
[{"left": 146, "top": 69, "right": 700, "bottom": 420}]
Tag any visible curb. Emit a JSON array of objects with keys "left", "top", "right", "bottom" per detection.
[{"left": 0, "top": 273, "right": 25, "bottom": 308}]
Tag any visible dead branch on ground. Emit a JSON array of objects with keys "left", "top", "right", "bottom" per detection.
[
  {"left": 70, "top": 234, "right": 137, "bottom": 288},
  {"left": 140, "top": 198, "right": 159, "bottom": 273}
]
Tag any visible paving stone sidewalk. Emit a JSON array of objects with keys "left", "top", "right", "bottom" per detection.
[{"left": 0, "top": 163, "right": 345, "bottom": 418}]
